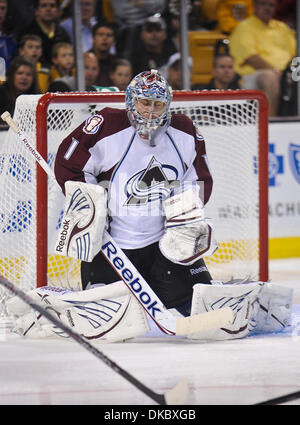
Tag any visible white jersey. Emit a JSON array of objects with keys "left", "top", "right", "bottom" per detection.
[{"left": 55, "top": 107, "right": 213, "bottom": 249}]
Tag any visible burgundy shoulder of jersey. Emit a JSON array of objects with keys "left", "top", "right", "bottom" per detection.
[
  {"left": 170, "top": 114, "right": 204, "bottom": 142},
  {"left": 54, "top": 108, "right": 130, "bottom": 193},
  {"left": 80, "top": 107, "right": 130, "bottom": 141},
  {"left": 60, "top": 107, "right": 130, "bottom": 149},
  {"left": 170, "top": 114, "right": 193, "bottom": 135}
]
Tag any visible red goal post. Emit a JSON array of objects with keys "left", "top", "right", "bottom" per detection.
[{"left": 0, "top": 90, "right": 268, "bottom": 293}]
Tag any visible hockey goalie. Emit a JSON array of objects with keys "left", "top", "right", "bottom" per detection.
[{"left": 6, "top": 70, "right": 293, "bottom": 342}]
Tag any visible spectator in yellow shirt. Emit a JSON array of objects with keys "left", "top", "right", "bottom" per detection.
[{"left": 229, "top": 0, "right": 296, "bottom": 116}]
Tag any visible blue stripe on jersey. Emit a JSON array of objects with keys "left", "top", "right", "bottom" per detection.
[
  {"left": 166, "top": 131, "right": 187, "bottom": 174},
  {"left": 111, "top": 131, "right": 137, "bottom": 183}
]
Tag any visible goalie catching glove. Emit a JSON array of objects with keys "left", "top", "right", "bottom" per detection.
[
  {"left": 6, "top": 282, "right": 150, "bottom": 342},
  {"left": 55, "top": 181, "right": 107, "bottom": 262},
  {"left": 159, "top": 187, "right": 218, "bottom": 265}
]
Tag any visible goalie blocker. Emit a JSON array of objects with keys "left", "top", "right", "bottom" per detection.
[{"left": 54, "top": 181, "right": 107, "bottom": 262}]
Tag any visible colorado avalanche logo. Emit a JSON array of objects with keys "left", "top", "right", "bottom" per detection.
[
  {"left": 124, "top": 156, "right": 178, "bottom": 205},
  {"left": 83, "top": 114, "right": 104, "bottom": 134},
  {"left": 289, "top": 143, "right": 300, "bottom": 184}
]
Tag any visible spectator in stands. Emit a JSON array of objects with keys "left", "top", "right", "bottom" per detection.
[
  {"left": 48, "top": 51, "right": 99, "bottom": 92},
  {"left": 0, "top": 56, "right": 40, "bottom": 121},
  {"left": 110, "top": 0, "right": 167, "bottom": 58},
  {"left": 229, "top": 0, "right": 296, "bottom": 116},
  {"left": 84, "top": 51, "right": 100, "bottom": 90},
  {"left": 129, "top": 14, "right": 177, "bottom": 77},
  {"left": 89, "top": 22, "right": 117, "bottom": 86},
  {"left": 109, "top": 58, "right": 132, "bottom": 91},
  {"left": 217, "top": 0, "right": 254, "bottom": 34},
  {"left": 49, "top": 42, "right": 75, "bottom": 87},
  {"left": 18, "top": 34, "right": 50, "bottom": 93},
  {"left": 6, "top": 0, "right": 35, "bottom": 40},
  {"left": 60, "top": 0, "right": 97, "bottom": 53},
  {"left": 164, "top": 52, "right": 193, "bottom": 90},
  {"left": 19, "top": 34, "right": 43, "bottom": 66},
  {"left": 18, "top": 0, "right": 70, "bottom": 68},
  {"left": 193, "top": 54, "right": 240, "bottom": 90},
  {"left": 0, "top": 0, "right": 18, "bottom": 73}
]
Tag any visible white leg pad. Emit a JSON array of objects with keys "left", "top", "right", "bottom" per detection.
[
  {"left": 6, "top": 282, "right": 150, "bottom": 343},
  {"left": 255, "top": 283, "right": 294, "bottom": 333},
  {"left": 187, "top": 281, "right": 264, "bottom": 340}
]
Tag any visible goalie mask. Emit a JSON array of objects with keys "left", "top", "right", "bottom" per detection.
[{"left": 125, "top": 70, "right": 173, "bottom": 146}]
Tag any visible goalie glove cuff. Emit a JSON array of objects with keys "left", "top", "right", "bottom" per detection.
[{"left": 163, "top": 187, "right": 204, "bottom": 223}]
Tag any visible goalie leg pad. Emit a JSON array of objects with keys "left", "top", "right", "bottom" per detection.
[
  {"left": 255, "top": 283, "right": 294, "bottom": 333},
  {"left": 6, "top": 282, "right": 150, "bottom": 342},
  {"left": 187, "top": 281, "right": 264, "bottom": 340}
]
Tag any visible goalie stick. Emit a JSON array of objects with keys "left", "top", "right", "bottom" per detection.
[
  {"left": 0, "top": 275, "right": 188, "bottom": 405},
  {"left": 1, "top": 111, "right": 233, "bottom": 336},
  {"left": 254, "top": 389, "right": 300, "bottom": 405}
]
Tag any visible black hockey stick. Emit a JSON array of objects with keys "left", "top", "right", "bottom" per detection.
[
  {"left": 254, "top": 390, "right": 300, "bottom": 405},
  {"left": 0, "top": 275, "right": 189, "bottom": 405}
]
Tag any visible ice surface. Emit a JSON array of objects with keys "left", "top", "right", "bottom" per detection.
[{"left": 0, "top": 258, "right": 299, "bottom": 406}]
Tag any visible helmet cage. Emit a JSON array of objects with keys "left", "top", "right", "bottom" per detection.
[{"left": 126, "top": 70, "right": 173, "bottom": 141}]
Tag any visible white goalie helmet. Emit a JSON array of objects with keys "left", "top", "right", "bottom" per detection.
[{"left": 125, "top": 69, "right": 173, "bottom": 145}]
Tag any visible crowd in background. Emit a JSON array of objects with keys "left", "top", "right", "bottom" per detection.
[{"left": 0, "top": 0, "right": 297, "bottom": 122}]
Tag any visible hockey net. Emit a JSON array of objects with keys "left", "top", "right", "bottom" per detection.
[{"left": 0, "top": 91, "right": 268, "bottom": 312}]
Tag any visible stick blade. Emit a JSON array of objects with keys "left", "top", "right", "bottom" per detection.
[
  {"left": 164, "top": 377, "right": 189, "bottom": 405},
  {"left": 176, "top": 307, "right": 233, "bottom": 335}
]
